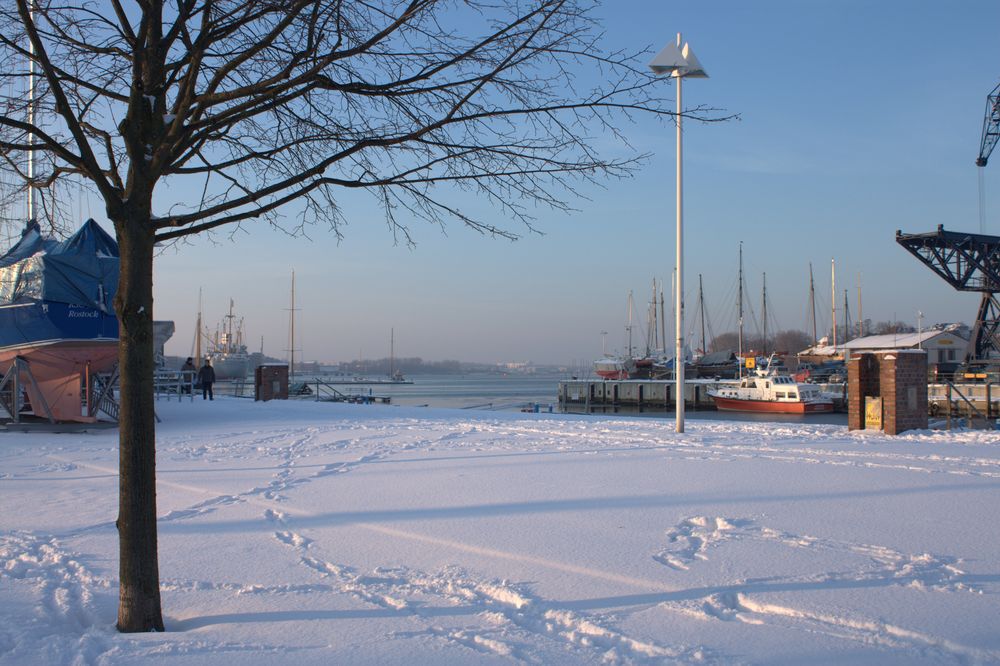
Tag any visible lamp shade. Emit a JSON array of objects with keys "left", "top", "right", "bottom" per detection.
[{"left": 648, "top": 40, "right": 708, "bottom": 78}]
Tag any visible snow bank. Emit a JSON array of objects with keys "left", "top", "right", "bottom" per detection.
[{"left": 2, "top": 398, "right": 999, "bottom": 664}]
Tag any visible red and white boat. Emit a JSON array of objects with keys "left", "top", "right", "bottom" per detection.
[
  {"left": 708, "top": 360, "right": 833, "bottom": 414},
  {"left": 593, "top": 356, "right": 633, "bottom": 380}
]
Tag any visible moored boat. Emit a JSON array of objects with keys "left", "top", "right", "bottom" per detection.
[
  {"left": 708, "top": 358, "right": 833, "bottom": 414},
  {"left": 593, "top": 356, "right": 633, "bottom": 380},
  {"left": 206, "top": 299, "right": 249, "bottom": 380}
]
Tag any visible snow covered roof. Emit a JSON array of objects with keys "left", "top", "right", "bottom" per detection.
[{"left": 841, "top": 329, "right": 964, "bottom": 350}]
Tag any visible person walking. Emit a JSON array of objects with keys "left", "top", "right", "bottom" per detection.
[
  {"left": 198, "top": 360, "right": 216, "bottom": 401},
  {"left": 181, "top": 357, "right": 196, "bottom": 394}
]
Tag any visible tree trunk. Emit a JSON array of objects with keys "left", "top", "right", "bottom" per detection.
[{"left": 114, "top": 218, "right": 164, "bottom": 632}]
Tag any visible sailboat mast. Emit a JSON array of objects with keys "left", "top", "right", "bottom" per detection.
[
  {"left": 738, "top": 242, "right": 744, "bottom": 368},
  {"left": 389, "top": 328, "right": 394, "bottom": 379},
  {"left": 809, "top": 263, "right": 817, "bottom": 345},
  {"left": 659, "top": 281, "right": 666, "bottom": 356},
  {"left": 291, "top": 270, "right": 296, "bottom": 381},
  {"left": 857, "top": 273, "right": 863, "bottom": 338},
  {"left": 698, "top": 274, "right": 707, "bottom": 355},
  {"left": 626, "top": 290, "right": 634, "bottom": 358},
  {"left": 843, "top": 289, "right": 851, "bottom": 342},
  {"left": 831, "top": 259, "right": 837, "bottom": 348},
  {"left": 194, "top": 288, "right": 203, "bottom": 366},
  {"left": 762, "top": 272, "right": 768, "bottom": 356},
  {"left": 650, "top": 277, "right": 657, "bottom": 354}
]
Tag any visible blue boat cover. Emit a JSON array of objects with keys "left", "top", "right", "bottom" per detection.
[{"left": 0, "top": 219, "right": 119, "bottom": 312}]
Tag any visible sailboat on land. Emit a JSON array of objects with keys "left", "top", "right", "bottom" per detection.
[{"left": 0, "top": 219, "right": 120, "bottom": 422}]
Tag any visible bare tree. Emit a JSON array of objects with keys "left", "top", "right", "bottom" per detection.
[{"left": 0, "top": 0, "right": 727, "bottom": 631}]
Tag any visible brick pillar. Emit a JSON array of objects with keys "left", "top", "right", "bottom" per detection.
[
  {"left": 848, "top": 353, "right": 880, "bottom": 431},
  {"left": 880, "top": 351, "right": 927, "bottom": 435}
]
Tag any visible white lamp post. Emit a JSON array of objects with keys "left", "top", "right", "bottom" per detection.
[{"left": 649, "top": 33, "right": 707, "bottom": 433}]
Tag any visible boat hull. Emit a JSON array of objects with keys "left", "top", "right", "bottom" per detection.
[
  {"left": 710, "top": 395, "right": 834, "bottom": 414},
  {"left": 208, "top": 353, "right": 249, "bottom": 381},
  {"left": 0, "top": 301, "right": 119, "bottom": 422},
  {"left": 0, "top": 339, "right": 118, "bottom": 422}
]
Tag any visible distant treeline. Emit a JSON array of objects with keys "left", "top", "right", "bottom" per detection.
[{"left": 335, "top": 357, "right": 476, "bottom": 375}]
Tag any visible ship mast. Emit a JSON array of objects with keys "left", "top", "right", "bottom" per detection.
[{"left": 225, "top": 299, "right": 235, "bottom": 352}]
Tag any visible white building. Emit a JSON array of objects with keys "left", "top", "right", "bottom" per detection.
[{"left": 840, "top": 328, "right": 968, "bottom": 376}]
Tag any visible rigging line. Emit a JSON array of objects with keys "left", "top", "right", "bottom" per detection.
[{"left": 979, "top": 167, "right": 987, "bottom": 235}]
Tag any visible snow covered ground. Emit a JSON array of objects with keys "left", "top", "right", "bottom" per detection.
[{"left": 2, "top": 398, "right": 999, "bottom": 665}]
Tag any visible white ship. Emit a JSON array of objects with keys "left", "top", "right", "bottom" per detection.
[{"left": 207, "top": 300, "right": 250, "bottom": 380}]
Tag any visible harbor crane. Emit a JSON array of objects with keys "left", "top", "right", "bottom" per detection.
[
  {"left": 894, "top": 82, "right": 1000, "bottom": 371},
  {"left": 976, "top": 81, "right": 1000, "bottom": 167}
]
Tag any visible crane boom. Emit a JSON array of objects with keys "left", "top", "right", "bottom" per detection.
[{"left": 977, "top": 81, "right": 1000, "bottom": 167}]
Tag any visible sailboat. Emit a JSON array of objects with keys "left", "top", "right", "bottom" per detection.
[
  {"left": 388, "top": 328, "right": 407, "bottom": 382},
  {"left": 0, "top": 220, "right": 121, "bottom": 422},
  {"left": 0, "top": 8, "right": 126, "bottom": 423},
  {"left": 593, "top": 290, "right": 638, "bottom": 379}
]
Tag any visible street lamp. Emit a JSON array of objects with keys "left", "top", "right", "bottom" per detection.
[{"left": 649, "top": 33, "right": 707, "bottom": 434}]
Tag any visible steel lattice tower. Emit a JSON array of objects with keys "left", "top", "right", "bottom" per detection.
[{"left": 896, "top": 225, "right": 1000, "bottom": 366}]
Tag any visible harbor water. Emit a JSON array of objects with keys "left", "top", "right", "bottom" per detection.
[{"left": 286, "top": 373, "right": 849, "bottom": 425}]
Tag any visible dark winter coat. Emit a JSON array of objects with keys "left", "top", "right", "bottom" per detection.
[{"left": 198, "top": 365, "right": 216, "bottom": 385}]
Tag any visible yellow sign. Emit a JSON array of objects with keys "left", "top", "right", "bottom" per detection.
[
  {"left": 745, "top": 357, "right": 756, "bottom": 369},
  {"left": 865, "top": 396, "right": 883, "bottom": 429}
]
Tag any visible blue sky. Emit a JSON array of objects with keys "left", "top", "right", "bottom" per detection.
[{"left": 137, "top": 1, "right": 1000, "bottom": 365}]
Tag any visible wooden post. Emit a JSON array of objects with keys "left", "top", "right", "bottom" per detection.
[{"left": 946, "top": 383, "right": 952, "bottom": 430}]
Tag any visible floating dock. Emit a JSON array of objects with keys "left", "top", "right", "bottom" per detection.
[
  {"left": 559, "top": 378, "right": 849, "bottom": 412},
  {"left": 559, "top": 378, "right": 735, "bottom": 411}
]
